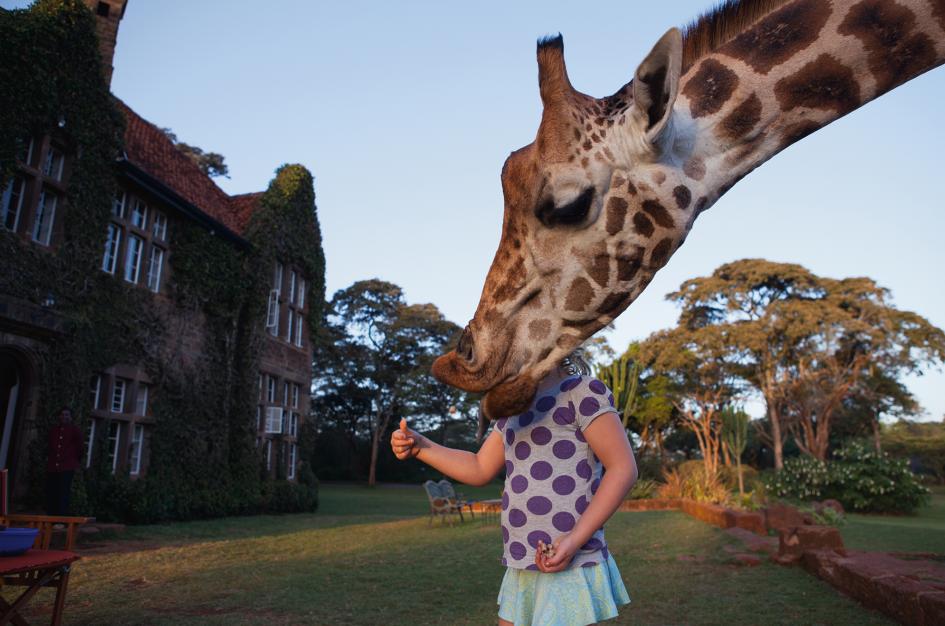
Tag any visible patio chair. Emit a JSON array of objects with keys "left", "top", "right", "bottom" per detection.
[
  {"left": 423, "top": 480, "right": 465, "bottom": 526},
  {"left": 0, "top": 514, "right": 91, "bottom": 551},
  {"left": 437, "top": 479, "right": 476, "bottom": 519}
]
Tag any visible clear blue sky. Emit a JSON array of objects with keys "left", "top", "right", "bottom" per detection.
[{"left": 7, "top": 0, "right": 943, "bottom": 420}]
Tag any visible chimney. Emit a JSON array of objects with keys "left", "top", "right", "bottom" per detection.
[{"left": 83, "top": 0, "right": 128, "bottom": 86}]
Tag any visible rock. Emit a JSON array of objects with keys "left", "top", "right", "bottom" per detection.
[
  {"left": 724, "top": 527, "right": 778, "bottom": 555},
  {"left": 778, "top": 525, "right": 845, "bottom": 562},
  {"left": 730, "top": 510, "right": 766, "bottom": 535},
  {"left": 763, "top": 503, "right": 808, "bottom": 533}
]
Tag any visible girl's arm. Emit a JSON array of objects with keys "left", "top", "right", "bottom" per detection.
[
  {"left": 540, "top": 411, "right": 637, "bottom": 572},
  {"left": 391, "top": 424, "right": 505, "bottom": 487}
]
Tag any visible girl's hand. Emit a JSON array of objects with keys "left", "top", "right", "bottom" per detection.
[
  {"left": 391, "top": 418, "right": 421, "bottom": 460},
  {"left": 536, "top": 534, "right": 578, "bottom": 573}
]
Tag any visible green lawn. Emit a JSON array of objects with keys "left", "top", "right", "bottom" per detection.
[
  {"left": 12, "top": 483, "right": 897, "bottom": 625},
  {"left": 840, "top": 488, "right": 945, "bottom": 553}
]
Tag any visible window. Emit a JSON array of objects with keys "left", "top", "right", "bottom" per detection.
[
  {"left": 266, "top": 439, "right": 272, "bottom": 471},
  {"left": 283, "top": 381, "right": 290, "bottom": 407},
  {"left": 292, "top": 383, "right": 299, "bottom": 409},
  {"left": 1, "top": 176, "right": 25, "bottom": 231},
  {"left": 84, "top": 419, "right": 96, "bottom": 469},
  {"left": 102, "top": 223, "right": 122, "bottom": 273},
  {"left": 267, "top": 376, "right": 276, "bottom": 404},
  {"left": 43, "top": 147, "right": 65, "bottom": 182},
  {"left": 295, "top": 314, "right": 303, "bottom": 348},
  {"left": 255, "top": 406, "right": 261, "bottom": 431},
  {"left": 90, "top": 375, "right": 102, "bottom": 410},
  {"left": 130, "top": 198, "right": 148, "bottom": 230},
  {"left": 265, "top": 407, "right": 283, "bottom": 434},
  {"left": 111, "top": 378, "right": 126, "bottom": 413},
  {"left": 147, "top": 246, "right": 164, "bottom": 292},
  {"left": 107, "top": 421, "right": 121, "bottom": 473},
  {"left": 135, "top": 384, "right": 149, "bottom": 416},
  {"left": 129, "top": 424, "right": 144, "bottom": 475},
  {"left": 124, "top": 234, "right": 144, "bottom": 283},
  {"left": 152, "top": 211, "right": 167, "bottom": 240},
  {"left": 266, "top": 290, "right": 279, "bottom": 336},
  {"left": 112, "top": 191, "right": 126, "bottom": 218},
  {"left": 31, "top": 189, "right": 56, "bottom": 245},
  {"left": 290, "top": 412, "right": 299, "bottom": 437},
  {"left": 286, "top": 309, "right": 294, "bottom": 343},
  {"left": 288, "top": 444, "right": 297, "bottom": 480},
  {"left": 17, "top": 138, "right": 35, "bottom": 166},
  {"left": 289, "top": 271, "right": 297, "bottom": 304},
  {"left": 273, "top": 262, "right": 284, "bottom": 292},
  {"left": 298, "top": 278, "right": 306, "bottom": 309}
]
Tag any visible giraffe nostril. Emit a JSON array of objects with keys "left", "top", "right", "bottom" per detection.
[{"left": 457, "top": 325, "right": 475, "bottom": 363}]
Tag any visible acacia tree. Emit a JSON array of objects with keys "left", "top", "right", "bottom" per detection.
[
  {"left": 319, "top": 280, "right": 464, "bottom": 486},
  {"left": 665, "top": 260, "right": 945, "bottom": 468}
]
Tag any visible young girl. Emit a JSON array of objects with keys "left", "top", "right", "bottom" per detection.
[{"left": 391, "top": 354, "right": 636, "bottom": 625}]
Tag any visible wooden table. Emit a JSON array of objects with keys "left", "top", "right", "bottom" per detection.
[{"left": 0, "top": 550, "right": 79, "bottom": 626}]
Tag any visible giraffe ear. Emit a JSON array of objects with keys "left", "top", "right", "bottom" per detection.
[
  {"left": 632, "top": 28, "right": 682, "bottom": 143},
  {"left": 537, "top": 34, "right": 573, "bottom": 108}
]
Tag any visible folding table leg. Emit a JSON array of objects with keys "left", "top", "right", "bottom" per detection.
[
  {"left": 51, "top": 566, "right": 71, "bottom": 626},
  {"left": 0, "top": 597, "right": 30, "bottom": 626}
]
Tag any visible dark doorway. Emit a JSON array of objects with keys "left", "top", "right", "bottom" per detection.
[{"left": 0, "top": 350, "right": 27, "bottom": 489}]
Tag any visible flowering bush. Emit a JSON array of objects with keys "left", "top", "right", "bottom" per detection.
[{"left": 764, "top": 441, "right": 930, "bottom": 514}]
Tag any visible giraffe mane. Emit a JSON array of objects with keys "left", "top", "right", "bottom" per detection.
[{"left": 681, "top": 0, "right": 793, "bottom": 72}]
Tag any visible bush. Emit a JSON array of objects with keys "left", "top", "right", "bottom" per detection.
[
  {"left": 657, "top": 463, "right": 730, "bottom": 504},
  {"left": 627, "top": 479, "right": 659, "bottom": 500},
  {"left": 764, "top": 441, "right": 930, "bottom": 514}
]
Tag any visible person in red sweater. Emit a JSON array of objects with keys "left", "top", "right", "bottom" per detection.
[{"left": 46, "top": 406, "right": 83, "bottom": 516}]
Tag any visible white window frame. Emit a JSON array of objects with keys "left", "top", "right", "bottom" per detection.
[
  {"left": 283, "top": 381, "right": 289, "bottom": 406},
  {"left": 124, "top": 233, "right": 144, "bottom": 283},
  {"left": 265, "top": 407, "right": 283, "bottom": 434},
  {"left": 111, "top": 378, "right": 126, "bottom": 413},
  {"left": 22, "top": 138, "right": 35, "bottom": 166},
  {"left": 147, "top": 246, "right": 164, "bottom": 292},
  {"left": 43, "top": 146, "right": 64, "bottom": 181},
  {"left": 152, "top": 211, "right": 167, "bottom": 240},
  {"left": 256, "top": 405, "right": 261, "bottom": 431},
  {"left": 273, "top": 261, "right": 284, "bottom": 291},
  {"left": 267, "top": 376, "right": 276, "bottom": 404},
  {"left": 298, "top": 278, "right": 305, "bottom": 309},
  {"left": 294, "top": 314, "right": 303, "bottom": 348},
  {"left": 131, "top": 198, "right": 148, "bottom": 230},
  {"left": 31, "top": 189, "right": 56, "bottom": 245},
  {"left": 102, "top": 223, "right": 122, "bottom": 274},
  {"left": 90, "top": 374, "right": 102, "bottom": 410},
  {"left": 289, "top": 270, "right": 297, "bottom": 304},
  {"left": 266, "top": 290, "right": 279, "bottom": 335},
  {"left": 286, "top": 309, "right": 294, "bottom": 343},
  {"left": 292, "top": 383, "right": 299, "bottom": 409},
  {"left": 84, "top": 419, "right": 96, "bottom": 469},
  {"left": 290, "top": 412, "right": 299, "bottom": 437},
  {"left": 129, "top": 424, "right": 144, "bottom": 475},
  {"left": 1, "top": 176, "right": 25, "bottom": 232},
  {"left": 288, "top": 443, "right": 297, "bottom": 480},
  {"left": 112, "top": 191, "right": 126, "bottom": 218},
  {"left": 135, "top": 384, "right": 149, "bottom": 416},
  {"left": 107, "top": 421, "right": 122, "bottom": 474}
]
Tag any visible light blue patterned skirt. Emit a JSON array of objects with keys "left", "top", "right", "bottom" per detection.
[{"left": 497, "top": 553, "right": 631, "bottom": 625}]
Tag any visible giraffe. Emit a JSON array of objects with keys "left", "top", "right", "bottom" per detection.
[{"left": 431, "top": 0, "right": 945, "bottom": 419}]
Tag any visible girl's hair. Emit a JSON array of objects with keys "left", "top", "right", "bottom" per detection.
[{"left": 476, "top": 350, "right": 592, "bottom": 441}]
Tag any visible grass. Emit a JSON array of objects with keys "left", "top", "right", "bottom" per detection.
[
  {"left": 8, "top": 482, "right": 899, "bottom": 625},
  {"left": 840, "top": 487, "right": 945, "bottom": 553}
]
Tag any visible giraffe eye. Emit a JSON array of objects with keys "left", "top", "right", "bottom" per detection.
[{"left": 535, "top": 188, "right": 594, "bottom": 227}]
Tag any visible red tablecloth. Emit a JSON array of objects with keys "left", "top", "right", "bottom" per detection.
[{"left": 0, "top": 550, "right": 78, "bottom": 576}]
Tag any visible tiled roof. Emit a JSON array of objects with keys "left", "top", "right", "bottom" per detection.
[{"left": 115, "top": 97, "right": 262, "bottom": 235}]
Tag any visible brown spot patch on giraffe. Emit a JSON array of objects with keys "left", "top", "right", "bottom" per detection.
[
  {"left": 683, "top": 157, "right": 706, "bottom": 181},
  {"left": 719, "top": 0, "right": 831, "bottom": 74},
  {"left": 606, "top": 196, "right": 629, "bottom": 235},
  {"left": 838, "top": 0, "right": 937, "bottom": 95},
  {"left": 585, "top": 253, "right": 611, "bottom": 288},
  {"left": 565, "top": 277, "right": 595, "bottom": 312},
  {"left": 582, "top": 140, "right": 593, "bottom": 151},
  {"left": 694, "top": 196, "right": 708, "bottom": 214},
  {"left": 561, "top": 318, "right": 589, "bottom": 329},
  {"left": 556, "top": 334, "right": 582, "bottom": 350},
  {"left": 573, "top": 127, "right": 582, "bottom": 141},
  {"left": 774, "top": 54, "right": 861, "bottom": 115},
  {"left": 597, "top": 292, "right": 630, "bottom": 317},
  {"left": 616, "top": 249, "right": 643, "bottom": 282},
  {"left": 612, "top": 175, "right": 627, "bottom": 188},
  {"left": 681, "top": 58, "right": 739, "bottom": 118},
  {"left": 652, "top": 171, "right": 667, "bottom": 186},
  {"left": 581, "top": 157, "right": 589, "bottom": 168},
  {"left": 642, "top": 200, "right": 675, "bottom": 228},
  {"left": 933, "top": 0, "right": 945, "bottom": 34},
  {"left": 528, "top": 319, "right": 552, "bottom": 341},
  {"left": 632, "top": 212, "right": 655, "bottom": 238},
  {"left": 720, "top": 93, "right": 762, "bottom": 141},
  {"left": 491, "top": 256, "right": 525, "bottom": 303},
  {"left": 650, "top": 237, "right": 674, "bottom": 267},
  {"left": 672, "top": 186, "right": 692, "bottom": 210},
  {"left": 627, "top": 180, "right": 638, "bottom": 195},
  {"left": 782, "top": 121, "right": 821, "bottom": 147}
]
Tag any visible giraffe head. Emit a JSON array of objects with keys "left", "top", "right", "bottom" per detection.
[{"left": 433, "top": 29, "right": 704, "bottom": 418}]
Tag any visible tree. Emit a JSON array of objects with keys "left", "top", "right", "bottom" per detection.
[
  {"left": 721, "top": 407, "right": 750, "bottom": 497},
  {"left": 665, "top": 260, "right": 945, "bottom": 469},
  {"left": 160, "top": 127, "right": 229, "bottom": 178},
  {"left": 317, "top": 280, "right": 465, "bottom": 486}
]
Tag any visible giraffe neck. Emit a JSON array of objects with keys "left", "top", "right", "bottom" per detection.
[{"left": 672, "top": 0, "right": 945, "bottom": 207}]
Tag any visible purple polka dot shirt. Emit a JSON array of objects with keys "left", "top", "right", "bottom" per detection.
[{"left": 494, "top": 370, "right": 615, "bottom": 570}]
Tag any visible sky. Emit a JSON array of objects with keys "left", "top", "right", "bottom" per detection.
[{"left": 6, "top": 0, "right": 943, "bottom": 421}]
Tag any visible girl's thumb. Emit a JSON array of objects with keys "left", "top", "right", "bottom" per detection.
[{"left": 400, "top": 418, "right": 408, "bottom": 433}]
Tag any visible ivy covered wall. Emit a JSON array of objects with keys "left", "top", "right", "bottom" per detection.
[{"left": 0, "top": 0, "right": 324, "bottom": 522}]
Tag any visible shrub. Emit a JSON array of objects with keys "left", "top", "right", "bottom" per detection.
[
  {"left": 628, "top": 479, "right": 659, "bottom": 500},
  {"left": 657, "top": 464, "right": 730, "bottom": 504},
  {"left": 764, "top": 441, "right": 930, "bottom": 514}
]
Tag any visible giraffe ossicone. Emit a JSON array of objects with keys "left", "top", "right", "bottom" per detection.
[{"left": 431, "top": 0, "right": 945, "bottom": 419}]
